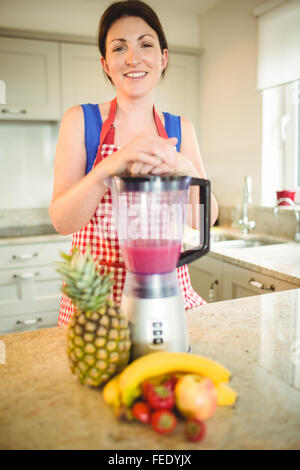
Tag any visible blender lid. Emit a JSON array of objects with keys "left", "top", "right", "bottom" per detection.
[{"left": 112, "top": 173, "right": 191, "bottom": 192}]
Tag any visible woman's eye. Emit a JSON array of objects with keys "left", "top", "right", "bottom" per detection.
[{"left": 113, "top": 46, "right": 125, "bottom": 52}]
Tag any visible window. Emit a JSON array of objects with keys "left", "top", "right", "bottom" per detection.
[{"left": 261, "top": 80, "right": 300, "bottom": 206}]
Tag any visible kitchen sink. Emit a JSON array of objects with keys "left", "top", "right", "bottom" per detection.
[
  {"left": 211, "top": 234, "right": 241, "bottom": 242},
  {"left": 184, "top": 229, "right": 288, "bottom": 250},
  {"left": 211, "top": 236, "right": 287, "bottom": 248}
]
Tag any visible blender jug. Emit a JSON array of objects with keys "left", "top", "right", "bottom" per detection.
[{"left": 110, "top": 174, "right": 210, "bottom": 359}]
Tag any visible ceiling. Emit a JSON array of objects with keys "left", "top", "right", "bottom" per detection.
[
  {"left": 81, "top": 0, "right": 225, "bottom": 15},
  {"left": 148, "top": 0, "right": 224, "bottom": 14}
]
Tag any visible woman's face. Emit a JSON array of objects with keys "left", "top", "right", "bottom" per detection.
[{"left": 101, "top": 15, "right": 168, "bottom": 98}]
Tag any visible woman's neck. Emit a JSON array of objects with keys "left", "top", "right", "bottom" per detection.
[{"left": 115, "top": 92, "right": 156, "bottom": 127}]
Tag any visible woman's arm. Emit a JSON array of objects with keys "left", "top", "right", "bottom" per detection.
[
  {"left": 49, "top": 106, "right": 178, "bottom": 235},
  {"left": 49, "top": 106, "right": 110, "bottom": 235},
  {"left": 177, "top": 117, "right": 218, "bottom": 228}
]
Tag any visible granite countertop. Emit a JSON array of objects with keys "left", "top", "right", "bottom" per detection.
[
  {"left": 185, "top": 226, "right": 300, "bottom": 286},
  {"left": 0, "top": 289, "right": 300, "bottom": 450}
]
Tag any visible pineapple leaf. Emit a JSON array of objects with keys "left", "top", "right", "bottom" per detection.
[{"left": 59, "top": 251, "right": 72, "bottom": 262}]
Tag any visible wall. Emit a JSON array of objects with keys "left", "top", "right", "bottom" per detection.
[
  {"left": 0, "top": 121, "right": 58, "bottom": 209},
  {"left": 0, "top": 0, "right": 201, "bottom": 210},
  {"left": 0, "top": 0, "right": 201, "bottom": 48},
  {"left": 198, "top": 0, "right": 266, "bottom": 207}
]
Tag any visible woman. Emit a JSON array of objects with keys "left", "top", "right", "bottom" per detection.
[{"left": 49, "top": 0, "right": 218, "bottom": 327}]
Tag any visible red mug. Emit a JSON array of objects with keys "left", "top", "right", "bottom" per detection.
[{"left": 276, "top": 190, "right": 296, "bottom": 206}]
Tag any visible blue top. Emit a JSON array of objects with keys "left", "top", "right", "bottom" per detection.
[{"left": 81, "top": 103, "right": 182, "bottom": 175}]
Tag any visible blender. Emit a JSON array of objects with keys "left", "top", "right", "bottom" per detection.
[{"left": 110, "top": 174, "right": 210, "bottom": 360}]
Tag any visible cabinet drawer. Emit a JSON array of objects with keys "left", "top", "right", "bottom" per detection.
[
  {"left": 0, "top": 240, "right": 71, "bottom": 269},
  {"left": 222, "top": 263, "right": 299, "bottom": 300},
  {"left": 0, "top": 310, "right": 59, "bottom": 334},
  {"left": 0, "top": 265, "right": 63, "bottom": 315}
]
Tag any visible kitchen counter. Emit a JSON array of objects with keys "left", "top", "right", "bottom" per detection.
[
  {"left": 186, "top": 226, "right": 300, "bottom": 286},
  {"left": 0, "top": 232, "right": 72, "bottom": 246},
  {"left": 1, "top": 288, "right": 300, "bottom": 450}
]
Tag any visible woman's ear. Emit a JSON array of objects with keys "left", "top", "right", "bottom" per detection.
[
  {"left": 101, "top": 56, "right": 110, "bottom": 76},
  {"left": 161, "top": 49, "right": 168, "bottom": 72}
]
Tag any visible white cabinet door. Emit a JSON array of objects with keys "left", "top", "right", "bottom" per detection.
[
  {"left": 0, "top": 238, "right": 71, "bottom": 333},
  {"left": 0, "top": 37, "right": 60, "bottom": 120},
  {"left": 188, "top": 254, "right": 222, "bottom": 302},
  {"left": 222, "top": 262, "right": 299, "bottom": 300},
  {"left": 60, "top": 43, "right": 114, "bottom": 114},
  {"left": 155, "top": 53, "right": 199, "bottom": 131}
]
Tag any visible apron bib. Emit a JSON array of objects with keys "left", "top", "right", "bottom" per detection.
[{"left": 58, "top": 98, "right": 206, "bottom": 327}]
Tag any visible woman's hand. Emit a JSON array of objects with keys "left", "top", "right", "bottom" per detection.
[
  {"left": 127, "top": 145, "right": 200, "bottom": 178},
  {"left": 100, "top": 134, "right": 178, "bottom": 177},
  {"left": 150, "top": 151, "right": 200, "bottom": 177}
]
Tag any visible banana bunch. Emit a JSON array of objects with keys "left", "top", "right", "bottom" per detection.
[{"left": 102, "top": 351, "right": 237, "bottom": 411}]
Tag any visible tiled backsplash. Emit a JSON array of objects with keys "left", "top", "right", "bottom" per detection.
[
  {"left": 218, "top": 205, "right": 299, "bottom": 241},
  {"left": 0, "top": 207, "right": 56, "bottom": 237},
  {"left": 0, "top": 121, "right": 59, "bottom": 209}
]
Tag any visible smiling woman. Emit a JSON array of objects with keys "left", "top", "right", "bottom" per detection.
[
  {"left": 49, "top": 0, "right": 218, "bottom": 327},
  {"left": 100, "top": 15, "right": 168, "bottom": 101}
]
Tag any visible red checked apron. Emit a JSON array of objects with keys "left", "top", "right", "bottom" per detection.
[{"left": 58, "top": 98, "right": 206, "bottom": 327}]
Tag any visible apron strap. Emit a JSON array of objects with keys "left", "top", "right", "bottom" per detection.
[
  {"left": 153, "top": 106, "right": 169, "bottom": 139},
  {"left": 99, "top": 97, "right": 117, "bottom": 148}
]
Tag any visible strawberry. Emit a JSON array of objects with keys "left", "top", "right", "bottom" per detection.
[
  {"left": 151, "top": 410, "right": 177, "bottom": 434},
  {"left": 131, "top": 401, "right": 151, "bottom": 424},
  {"left": 145, "top": 383, "right": 175, "bottom": 411},
  {"left": 163, "top": 375, "right": 179, "bottom": 392},
  {"left": 185, "top": 419, "right": 206, "bottom": 442},
  {"left": 142, "top": 381, "right": 152, "bottom": 401}
]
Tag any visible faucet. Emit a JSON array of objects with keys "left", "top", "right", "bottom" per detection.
[
  {"left": 273, "top": 197, "right": 300, "bottom": 242},
  {"left": 238, "top": 176, "right": 256, "bottom": 234}
]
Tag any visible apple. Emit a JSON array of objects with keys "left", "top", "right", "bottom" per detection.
[{"left": 174, "top": 374, "right": 217, "bottom": 421}]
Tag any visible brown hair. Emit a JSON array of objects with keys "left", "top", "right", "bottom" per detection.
[{"left": 98, "top": 0, "right": 168, "bottom": 84}]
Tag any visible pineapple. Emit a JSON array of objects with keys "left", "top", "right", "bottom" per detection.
[{"left": 56, "top": 247, "right": 131, "bottom": 387}]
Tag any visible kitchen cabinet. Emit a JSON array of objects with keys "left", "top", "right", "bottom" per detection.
[
  {"left": 0, "top": 35, "right": 200, "bottom": 123},
  {"left": 60, "top": 43, "right": 114, "bottom": 114},
  {"left": 189, "top": 254, "right": 223, "bottom": 302},
  {"left": 0, "top": 237, "right": 71, "bottom": 334},
  {"left": 155, "top": 52, "right": 200, "bottom": 128},
  {"left": 221, "top": 262, "right": 299, "bottom": 300},
  {"left": 189, "top": 253, "right": 299, "bottom": 302},
  {"left": 0, "top": 37, "right": 60, "bottom": 120}
]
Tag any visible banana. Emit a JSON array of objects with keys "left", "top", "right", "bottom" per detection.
[
  {"left": 216, "top": 382, "right": 237, "bottom": 406},
  {"left": 102, "top": 375, "right": 121, "bottom": 410},
  {"left": 115, "top": 352, "right": 231, "bottom": 407}
]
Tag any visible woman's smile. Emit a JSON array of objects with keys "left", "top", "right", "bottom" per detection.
[{"left": 124, "top": 71, "right": 148, "bottom": 80}]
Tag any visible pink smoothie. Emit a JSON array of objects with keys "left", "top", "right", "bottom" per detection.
[{"left": 121, "top": 240, "right": 181, "bottom": 274}]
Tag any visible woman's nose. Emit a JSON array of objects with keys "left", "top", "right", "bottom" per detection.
[{"left": 126, "top": 47, "right": 140, "bottom": 66}]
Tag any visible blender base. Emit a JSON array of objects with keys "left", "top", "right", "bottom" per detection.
[{"left": 121, "top": 293, "right": 191, "bottom": 360}]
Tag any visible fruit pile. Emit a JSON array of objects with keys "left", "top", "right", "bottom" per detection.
[
  {"left": 56, "top": 248, "right": 237, "bottom": 443},
  {"left": 130, "top": 374, "right": 213, "bottom": 441},
  {"left": 103, "top": 351, "right": 237, "bottom": 443}
]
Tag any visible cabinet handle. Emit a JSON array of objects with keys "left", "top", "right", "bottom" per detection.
[
  {"left": 248, "top": 278, "right": 275, "bottom": 291},
  {"left": 12, "top": 253, "right": 38, "bottom": 260},
  {"left": 13, "top": 272, "right": 39, "bottom": 279},
  {"left": 16, "top": 317, "right": 42, "bottom": 326},
  {"left": 208, "top": 279, "right": 219, "bottom": 303},
  {"left": 1, "top": 107, "right": 27, "bottom": 115}
]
